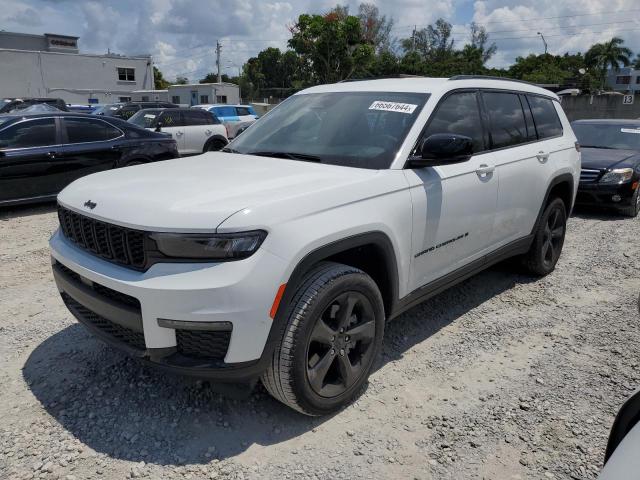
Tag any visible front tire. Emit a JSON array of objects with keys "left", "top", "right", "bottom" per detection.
[
  {"left": 521, "top": 197, "right": 567, "bottom": 276},
  {"left": 203, "top": 138, "right": 227, "bottom": 152},
  {"left": 261, "top": 262, "right": 385, "bottom": 416}
]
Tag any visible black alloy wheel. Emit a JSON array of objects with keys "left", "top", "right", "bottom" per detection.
[
  {"left": 306, "top": 291, "right": 376, "bottom": 398},
  {"left": 541, "top": 205, "right": 565, "bottom": 270}
]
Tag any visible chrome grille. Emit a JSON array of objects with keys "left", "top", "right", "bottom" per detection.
[{"left": 580, "top": 169, "right": 602, "bottom": 183}]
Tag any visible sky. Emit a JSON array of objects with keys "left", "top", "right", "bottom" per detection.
[{"left": 1, "top": 0, "right": 639, "bottom": 82}]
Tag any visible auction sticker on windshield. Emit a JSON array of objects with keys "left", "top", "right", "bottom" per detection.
[{"left": 369, "top": 101, "right": 418, "bottom": 114}]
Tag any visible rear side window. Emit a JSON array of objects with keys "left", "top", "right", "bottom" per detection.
[
  {"left": 0, "top": 118, "right": 57, "bottom": 149},
  {"left": 64, "top": 118, "right": 121, "bottom": 143},
  {"left": 183, "top": 110, "right": 210, "bottom": 126},
  {"left": 527, "top": 96, "right": 563, "bottom": 139},
  {"left": 214, "top": 106, "right": 236, "bottom": 117},
  {"left": 482, "top": 91, "right": 528, "bottom": 149},
  {"left": 421, "top": 91, "right": 485, "bottom": 153},
  {"left": 236, "top": 107, "right": 252, "bottom": 116},
  {"left": 118, "top": 106, "right": 139, "bottom": 119},
  {"left": 159, "top": 111, "right": 182, "bottom": 127}
]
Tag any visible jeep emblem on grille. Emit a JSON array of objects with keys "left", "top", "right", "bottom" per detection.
[{"left": 83, "top": 200, "right": 97, "bottom": 210}]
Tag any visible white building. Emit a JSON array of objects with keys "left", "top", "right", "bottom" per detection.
[
  {"left": 167, "top": 83, "right": 241, "bottom": 106},
  {"left": 606, "top": 67, "right": 640, "bottom": 93},
  {"left": 0, "top": 31, "right": 154, "bottom": 104}
]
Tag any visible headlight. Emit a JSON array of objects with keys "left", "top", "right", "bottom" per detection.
[
  {"left": 151, "top": 231, "right": 267, "bottom": 260},
  {"left": 600, "top": 168, "right": 634, "bottom": 184}
]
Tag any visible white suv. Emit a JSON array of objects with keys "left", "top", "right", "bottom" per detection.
[
  {"left": 50, "top": 76, "right": 580, "bottom": 415},
  {"left": 128, "top": 108, "right": 228, "bottom": 154}
]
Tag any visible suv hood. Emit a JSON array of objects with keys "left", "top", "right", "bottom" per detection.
[
  {"left": 581, "top": 147, "right": 640, "bottom": 170},
  {"left": 57, "top": 153, "right": 381, "bottom": 231}
]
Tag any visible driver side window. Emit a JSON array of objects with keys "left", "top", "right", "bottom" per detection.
[{"left": 421, "top": 92, "right": 486, "bottom": 154}]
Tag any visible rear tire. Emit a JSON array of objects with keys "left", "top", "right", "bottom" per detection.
[
  {"left": 203, "top": 138, "right": 227, "bottom": 152},
  {"left": 619, "top": 188, "right": 640, "bottom": 218},
  {"left": 521, "top": 197, "right": 567, "bottom": 276},
  {"left": 261, "top": 262, "right": 385, "bottom": 416}
]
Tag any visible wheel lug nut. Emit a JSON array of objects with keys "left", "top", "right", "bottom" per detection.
[
  {"left": 339, "top": 328, "right": 344, "bottom": 333},
  {"left": 331, "top": 335, "right": 335, "bottom": 341},
  {"left": 345, "top": 335, "right": 350, "bottom": 341},
  {"left": 340, "top": 349, "right": 345, "bottom": 356},
  {"left": 331, "top": 349, "right": 335, "bottom": 355}
]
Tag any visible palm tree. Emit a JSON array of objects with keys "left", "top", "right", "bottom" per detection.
[
  {"left": 585, "top": 37, "right": 633, "bottom": 89},
  {"left": 634, "top": 53, "right": 640, "bottom": 70}
]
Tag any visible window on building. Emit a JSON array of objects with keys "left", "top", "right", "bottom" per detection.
[
  {"left": 527, "top": 95, "right": 563, "bottom": 139},
  {"left": 216, "top": 95, "right": 227, "bottom": 103},
  {"left": 64, "top": 118, "right": 122, "bottom": 143},
  {"left": 482, "top": 92, "right": 528, "bottom": 149},
  {"left": 117, "top": 67, "right": 135, "bottom": 82},
  {"left": 0, "top": 118, "right": 57, "bottom": 149},
  {"left": 171, "top": 95, "right": 180, "bottom": 104},
  {"left": 200, "top": 95, "right": 209, "bottom": 104},
  {"left": 616, "top": 75, "right": 631, "bottom": 85},
  {"left": 636, "top": 77, "right": 640, "bottom": 84},
  {"left": 118, "top": 96, "right": 132, "bottom": 102}
]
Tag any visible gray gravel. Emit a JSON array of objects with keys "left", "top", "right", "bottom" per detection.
[{"left": 1, "top": 203, "right": 639, "bottom": 480}]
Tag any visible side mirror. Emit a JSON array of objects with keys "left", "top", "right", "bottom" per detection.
[
  {"left": 407, "top": 133, "right": 473, "bottom": 168},
  {"left": 155, "top": 122, "right": 162, "bottom": 132}
]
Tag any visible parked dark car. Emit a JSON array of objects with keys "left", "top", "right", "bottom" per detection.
[
  {"left": 93, "top": 102, "right": 179, "bottom": 120},
  {"left": 0, "top": 97, "right": 68, "bottom": 114},
  {"left": 572, "top": 119, "right": 640, "bottom": 217},
  {"left": 0, "top": 112, "right": 179, "bottom": 207}
]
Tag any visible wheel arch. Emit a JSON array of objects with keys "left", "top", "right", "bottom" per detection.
[
  {"left": 203, "top": 134, "right": 228, "bottom": 152},
  {"left": 531, "top": 173, "right": 575, "bottom": 235}
]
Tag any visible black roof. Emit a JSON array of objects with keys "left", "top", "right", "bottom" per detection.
[{"left": 572, "top": 118, "right": 640, "bottom": 125}]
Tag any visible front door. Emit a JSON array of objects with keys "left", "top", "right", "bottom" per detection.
[
  {"left": 0, "top": 117, "right": 62, "bottom": 203},
  {"left": 405, "top": 90, "right": 499, "bottom": 291},
  {"left": 190, "top": 91, "right": 198, "bottom": 106}
]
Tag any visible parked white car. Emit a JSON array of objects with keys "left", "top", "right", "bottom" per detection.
[
  {"left": 51, "top": 76, "right": 580, "bottom": 415},
  {"left": 191, "top": 104, "right": 259, "bottom": 138},
  {"left": 129, "top": 108, "right": 227, "bottom": 154}
]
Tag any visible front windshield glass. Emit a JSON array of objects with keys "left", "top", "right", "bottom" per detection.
[
  {"left": 573, "top": 123, "right": 640, "bottom": 150},
  {"left": 129, "top": 109, "right": 162, "bottom": 128},
  {"left": 229, "top": 91, "right": 429, "bottom": 169}
]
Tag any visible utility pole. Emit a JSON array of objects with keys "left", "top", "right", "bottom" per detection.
[
  {"left": 216, "top": 41, "right": 222, "bottom": 83},
  {"left": 537, "top": 32, "right": 548, "bottom": 54},
  {"left": 411, "top": 25, "right": 416, "bottom": 52}
]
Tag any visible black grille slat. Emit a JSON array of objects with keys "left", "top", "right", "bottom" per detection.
[
  {"left": 580, "top": 169, "right": 602, "bottom": 183},
  {"left": 57, "top": 207, "right": 146, "bottom": 270},
  {"left": 176, "top": 330, "right": 231, "bottom": 360},
  {"left": 62, "top": 293, "right": 145, "bottom": 350}
]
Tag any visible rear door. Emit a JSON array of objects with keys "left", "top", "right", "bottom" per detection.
[
  {"left": 405, "top": 90, "right": 499, "bottom": 290},
  {"left": 182, "top": 110, "right": 212, "bottom": 154},
  {"left": 481, "top": 90, "right": 545, "bottom": 246},
  {"left": 157, "top": 111, "right": 185, "bottom": 153},
  {"left": 54, "top": 117, "right": 123, "bottom": 191},
  {"left": 0, "top": 117, "right": 62, "bottom": 202}
]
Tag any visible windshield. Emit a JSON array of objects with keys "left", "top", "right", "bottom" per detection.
[
  {"left": 229, "top": 91, "right": 429, "bottom": 169},
  {"left": 573, "top": 123, "right": 640, "bottom": 151},
  {"left": 92, "top": 104, "right": 122, "bottom": 116},
  {"left": 129, "top": 109, "right": 162, "bottom": 128}
]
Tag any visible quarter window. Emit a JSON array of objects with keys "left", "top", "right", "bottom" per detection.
[
  {"left": 158, "top": 111, "right": 182, "bottom": 127},
  {"left": 421, "top": 91, "right": 485, "bottom": 153},
  {"left": 0, "top": 118, "right": 57, "bottom": 149},
  {"left": 483, "top": 92, "right": 528, "bottom": 149},
  {"left": 117, "top": 68, "right": 135, "bottom": 82},
  {"left": 183, "top": 110, "right": 209, "bottom": 126},
  {"left": 527, "top": 96, "right": 563, "bottom": 139},
  {"left": 236, "top": 107, "right": 252, "bottom": 116},
  {"left": 64, "top": 118, "right": 121, "bottom": 143}
]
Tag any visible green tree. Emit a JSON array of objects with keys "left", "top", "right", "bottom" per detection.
[
  {"left": 174, "top": 76, "right": 188, "bottom": 85},
  {"left": 288, "top": 11, "right": 374, "bottom": 83},
  {"left": 358, "top": 3, "right": 394, "bottom": 52},
  {"left": 585, "top": 37, "right": 633, "bottom": 88},
  {"left": 634, "top": 53, "right": 640, "bottom": 69},
  {"left": 199, "top": 73, "right": 235, "bottom": 83},
  {"left": 153, "top": 66, "right": 170, "bottom": 89},
  {"left": 469, "top": 22, "right": 497, "bottom": 64}
]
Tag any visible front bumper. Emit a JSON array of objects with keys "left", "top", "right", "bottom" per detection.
[
  {"left": 575, "top": 181, "right": 637, "bottom": 208},
  {"left": 50, "top": 229, "right": 288, "bottom": 382}
]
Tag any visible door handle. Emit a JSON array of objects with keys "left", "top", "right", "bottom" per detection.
[
  {"left": 205, "top": 130, "right": 212, "bottom": 135},
  {"left": 475, "top": 164, "right": 495, "bottom": 176},
  {"left": 175, "top": 131, "right": 184, "bottom": 137},
  {"left": 536, "top": 151, "right": 550, "bottom": 162}
]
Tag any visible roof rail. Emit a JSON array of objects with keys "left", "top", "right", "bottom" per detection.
[
  {"left": 448, "top": 75, "right": 540, "bottom": 87},
  {"left": 338, "top": 74, "right": 424, "bottom": 83}
]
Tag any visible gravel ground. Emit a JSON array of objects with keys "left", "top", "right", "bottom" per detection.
[{"left": 1, "top": 203, "right": 639, "bottom": 480}]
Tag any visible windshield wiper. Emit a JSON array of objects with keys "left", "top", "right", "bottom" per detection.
[
  {"left": 247, "top": 151, "right": 322, "bottom": 163},
  {"left": 221, "top": 146, "right": 239, "bottom": 153}
]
